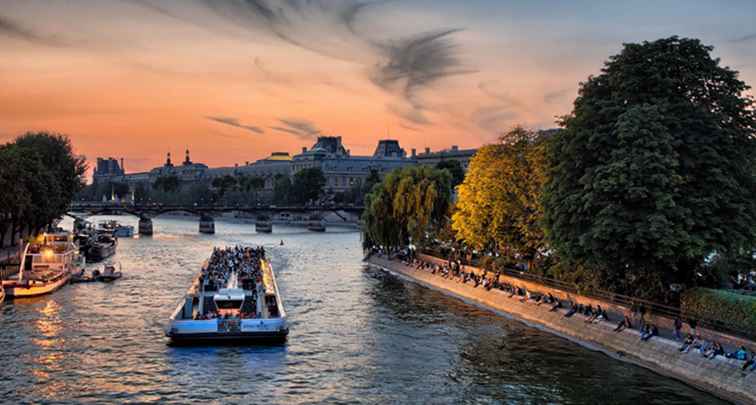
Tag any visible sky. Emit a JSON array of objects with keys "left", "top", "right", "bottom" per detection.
[{"left": 2, "top": 0, "right": 756, "bottom": 175}]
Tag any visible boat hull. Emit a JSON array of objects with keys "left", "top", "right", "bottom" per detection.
[
  {"left": 113, "top": 228, "right": 133, "bottom": 237},
  {"left": 86, "top": 244, "right": 116, "bottom": 262},
  {"left": 167, "top": 330, "right": 288, "bottom": 345},
  {"left": 4, "top": 273, "right": 71, "bottom": 298}
]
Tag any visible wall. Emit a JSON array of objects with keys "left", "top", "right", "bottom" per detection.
[{"left": 367, "top": 255, "right": 756, "bottom": 405}]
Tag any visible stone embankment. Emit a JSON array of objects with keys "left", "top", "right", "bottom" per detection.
[{"left": 366, "top": 255, "right": 756, "bottom": 405}]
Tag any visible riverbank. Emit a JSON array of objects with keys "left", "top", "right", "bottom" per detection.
[{"left": 366, "top": 255, "right": 756, "bottom": 404}]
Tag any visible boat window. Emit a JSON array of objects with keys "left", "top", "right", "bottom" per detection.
[
  {"left": 24, "top": 255, "right": 33, "bottom": 271},
  {"left": 215, "top": 300, "right": 242, "bottom": 309}
]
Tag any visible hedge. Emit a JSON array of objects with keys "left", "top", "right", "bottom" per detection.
[{"left": 681, "top": 288, "right": 756, "bottom": 337}]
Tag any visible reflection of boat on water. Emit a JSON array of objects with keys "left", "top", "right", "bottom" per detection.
[
  {"left": 255, "top": 216, "right": 272, "bottom": 233},
  {"left": 97, "top": 220, "right": 134, "bottom": 237},
  {"left": 166, "top": 246, "right": 288, "bottom": 344},
  {"left": 1, "top": 232, "right": 82, "bottom": 298},
  {"left": 85, "top": 234, "right": 117, "bottom": 262}
]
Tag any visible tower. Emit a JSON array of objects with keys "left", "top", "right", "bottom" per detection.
[
  {"left": 184, "top": 148, "right": 192, "bottom": 165},
  {"left": 165, "top": 152, "right": 173, "bottom": 167}
]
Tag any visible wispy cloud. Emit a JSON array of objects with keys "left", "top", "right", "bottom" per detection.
[
  {"left": 270, "top": 118, "right": 321, "bottom": 139},
  {"left": 730, "top": 33, "right": 756, "bottom": 43},
  {"left": 544, "top": 88, "right": 570, "bottom": 104},
  {"left": 206, "top": 116, "right": 264, "bottom": 134},
  {"left": 0, "top": 15, "right": 68, "bottom": 47}
]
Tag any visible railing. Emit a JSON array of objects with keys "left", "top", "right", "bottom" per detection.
[{"left": 418, "top": 250, "right": 756, "bottom": 341}]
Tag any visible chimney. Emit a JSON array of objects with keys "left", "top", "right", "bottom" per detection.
[
  {"left": 120, "top": 158, "right": 124, "bottom": 173},
  {"left": 411, "top": 148, "right": 416, "bottom": 157},
  {"left": 302, "top": 147, "right": 307, "bottom": 154},
  {"left": 425, "top": 147, "right": 431, "bottom": 154},
  {"left": 452, "top": 145, "right": 459, "bottom": 151}
]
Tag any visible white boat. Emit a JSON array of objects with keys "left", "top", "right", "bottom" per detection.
[
  {"left": 166, "top": 246, "right": 288, "bottom": 344},
  {"left": 1, "top": 232, "right": 82, "bottom": 298},
  {"left": 97, "top": 220, "right": 134, "bottom": 237}
]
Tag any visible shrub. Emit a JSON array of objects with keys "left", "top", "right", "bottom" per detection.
[{"left": 681, "top": 288, "right": 756, "bottom": 336}]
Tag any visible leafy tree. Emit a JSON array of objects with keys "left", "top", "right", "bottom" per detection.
[
  {"left": 542, "top": 37, "right": 756, "bottom": 299},
  {"left": 452, "top": 126, "right": 550, "bottom": 268},
  {"left": 363, "top": 165, "right": 452, "bottom": 250},
  {"left": 154, "top": 175, "right": 180, "bottom": 193},
  {"left": 436, "top": 159, "right": 465, "bottom": 187},
  {"left": 211, "top": 175, "right": 238, "bottom": 197},
  {"left": 291, "top": 168, "right": 326, "bottom": 204},
  {"left": 362, "top": 169, "right": 381, "bottom": 196},
  {"left": 134, "top": 182, "right": 150, "bottom": 203},
  {"left": 273, "top": 174, "right": 292, "bottom": 205}
]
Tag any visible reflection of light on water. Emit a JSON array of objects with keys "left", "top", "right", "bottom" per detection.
[{"left": 31, "top": 299, "right": 68, "bottom": 399}]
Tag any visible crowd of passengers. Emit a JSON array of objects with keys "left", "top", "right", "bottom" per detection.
[
  {"left": 194, "top": 245, "right": 266, "bottom": 320},
  {"left": 387, "top": 250, "right": 756, "bottom": 373}
]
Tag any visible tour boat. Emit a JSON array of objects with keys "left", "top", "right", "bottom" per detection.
[
  {"left": 97, "top": 220, "right": 134, "bottom": 237},
  {"left": 1, "top": 232, "right": 82, "bottom": 298},
  {"left": 85, "top": 233, "right": 117, "bottom": 262},
  {"left": 255, "top": 216, "right": 272, "bottom": 233},
  {"left": 166, "top": 247, "right": 288, "bottom": 344}
]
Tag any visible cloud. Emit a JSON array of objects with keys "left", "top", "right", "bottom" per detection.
[
  {"left": 0, "top": 15, "right": 68, "bottom": 46},
  {"left": 544, "top": 88, "right": 570, "bottom": 104},
  {"left": 206, "top": 116, "right": 264, "bottom": 134},
  {"left": 371, "top": 29, "right": 472, "bottom": 123},
  {"left": 270, "top": 117, "right": 321, "bottom": 139},
  {"left": 472, "top": 106, "right": 518, "bottom": 134},
  {"left": 730, "top": 33, "right": 756, "bottom": 43}
]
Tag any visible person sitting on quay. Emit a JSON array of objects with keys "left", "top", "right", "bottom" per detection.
[
  {"left": 564, "top": 302, "right": 578, "bottom": 318},
  {"left": 640, "top": 324, "right": 658, "bottom": 342},
  {"left": 673, "top": 317, "right": 683, "bottom": 340},
  {"left": 549, "top": 298, "right": 563, "bottom": 312},
  {"left": 585, "top": 305, "right": 601, "bottom": 323},
  {"left": 727, "top": 346, "right": 749, "bottom": 361},
  {"left": 613, "top": 313, "right": 633, "bottom": 332},
  {"left": 704, "top": 341, "right": 724, "bottom": 360},
  {"left": 593, "top": 308, "right": 609, "bottom": 323},
  {"left": 679, "top": 334, "right": 696, "bottom": 353}
]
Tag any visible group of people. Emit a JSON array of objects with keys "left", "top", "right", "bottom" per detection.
[
  {"left": 399, "top": 254, "right": 756, "bottom": 373},
  {"left": 203, "top": 245, "right": 265, "bottom": 291}
]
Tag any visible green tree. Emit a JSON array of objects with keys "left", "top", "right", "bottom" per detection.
[
  {"left": 436, "top": 159, "right": 465, "bottom": 187},
  {"left": 211, "top": 175, "right": 238, "bottom": 198},
  {"left": 363, "top": 165, "right": 452, "bottom": 250},
  {"left": 154, "top": 175, "right": 180, "bottom": 193},
  {"left": 273, "top": 174, "right": 292, "bottom": 205},
  {"left": 543, "top": 37, "right": 756, "bottom": 299},
  {"left": 291, "top": 168, "right": 326, "bottom": 204},
  {"left": 452, "top": 127, "right": 550, "bottom": 268}
]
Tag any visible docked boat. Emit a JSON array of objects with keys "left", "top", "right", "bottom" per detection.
[
  {"left": 97, "top": 220, "right": 134, "bottom": 237},
  {"left": 85, "top": 233, "right": 117, "bottom": 262},
  {"left": 307, "top": 218, "right": 326, "bottom": 232},
  {"left": 166, "top": 246, "right": 288, "bottom": 344},
  {"left": 96, "top": 264, "right": 122, "bottom": 282},
  {"left": 255, "top": 216, "right": 272, "bottom": 233},
  {"left": 1, "top": 232, "right": 82, "bottom": 298}
]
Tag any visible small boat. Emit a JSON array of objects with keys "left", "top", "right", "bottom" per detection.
[
  {"left": 98, "top": 220, "right": 134, "bottom": 237},
  {"left": 166, "top": 245, "right": 288, "bottom": 344},
  {"left": 255, "top": 216, "right": 272, "bottom": 233},
  {"left": 306, "top": 218, "right": 326, "bottom": 232},
  {"left": 1, "top": 232, "right": 82, "bottom": 298},
  {"left": 71, "top": 269, "right": 97, "bottom": 283},
  {"left": 96, "top": 264, "right": 122, "bottom": 282},
  {"left": 85, "top": 234, "right": 117, "bottom": 262}
]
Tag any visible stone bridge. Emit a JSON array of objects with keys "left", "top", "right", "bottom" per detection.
[{"left": 67, "top": 203, "right": 363, "bottom": 235}]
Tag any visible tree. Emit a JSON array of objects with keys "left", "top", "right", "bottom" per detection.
[
  {"left": 273, "top": 174, "right": 292, "bottom": 205},
  {"left": 452, "top": 127, "right": 550, "bottom": 268},
  {"left": 211, "top": 175, "right": 238, "bottom": 198},
  {"left": 363, "top": 165, "right": 452, "bottom": 250},
  {"left": 154, "top": 175, "right": 180, "bottom": 193},
  {"left": 436, "top": 159, "right": 465, "bottom": 187},
  {"left": 291, "top": 168, "right": 326, "bottom": 204},
  {"left": 542, "top": 37, "right": 756, "bottom": 299}
]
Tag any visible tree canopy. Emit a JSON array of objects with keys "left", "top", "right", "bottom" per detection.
[
  {"left": 436, "top": 159, "right": 465, "bottom": 187},
  {"left": 291, "top": 168, "right": 326, "bottom": 204},
  {"left": 542, "top": 36, "right": 756, "bottom": 298},
  {"left": 363, "top": 165, "right": 452, "bottom": 250},
  {"left": 0, "top": 132, "right": 86, "bottom": 247},
  {"left": 452, "top": 127, "right": 551, "bottom": 267}
]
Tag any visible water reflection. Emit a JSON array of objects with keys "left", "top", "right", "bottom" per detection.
[{"left": 0, "top": 216, "right": 728, "bottom": 404}]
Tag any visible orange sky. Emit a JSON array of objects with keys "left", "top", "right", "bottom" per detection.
[{"left": 2, "top": 0, "right": 755, "bottom": 176}]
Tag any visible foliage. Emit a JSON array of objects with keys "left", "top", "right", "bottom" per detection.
[
  {"left": 362, "top": 169, "right": 382, "bottom": 195},
  {"left": 154, "top": 175, "right": 180, "bottom": 193},
  {"left": 273, "top": 174, "right": 292, "bottom": 205},
  {"left": 363, "top": 165, "right": 452, "bottom": 250},
  {"left": 436, "top": 159, "right": 465, "bottom": 187},
  {"left": 211, "top": 175, "right": 238, "bottom": 197},
  {"left": 0, "top": 132, "right": 86, "bottom": 247},
  {"left": 681, "top": 288, "right": 756, "bottom": 336},
  {"left": 452, "top": 126, "right": 551, "bottom": 268},
  {"left": 542, "top": 36, "right": 756, "bottom": 299},
  {"left": 291, "top": 168, "right": 326, "bottom": 204}
]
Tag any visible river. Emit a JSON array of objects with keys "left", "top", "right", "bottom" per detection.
[{"left": 0, "top": 216, "right": 727, "bottom": 404}]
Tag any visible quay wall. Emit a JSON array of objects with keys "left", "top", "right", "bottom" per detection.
[{"left": 366, "top": 255, "right": 756, "bottom": 405}]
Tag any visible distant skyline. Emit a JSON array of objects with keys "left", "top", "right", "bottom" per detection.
[{"left": 2, "top": 0, "right": 756, "bottom": 174}]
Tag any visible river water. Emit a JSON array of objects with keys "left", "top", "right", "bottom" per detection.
[{"left": 0, "top": 216, "right": 726, "bottom": 404}]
